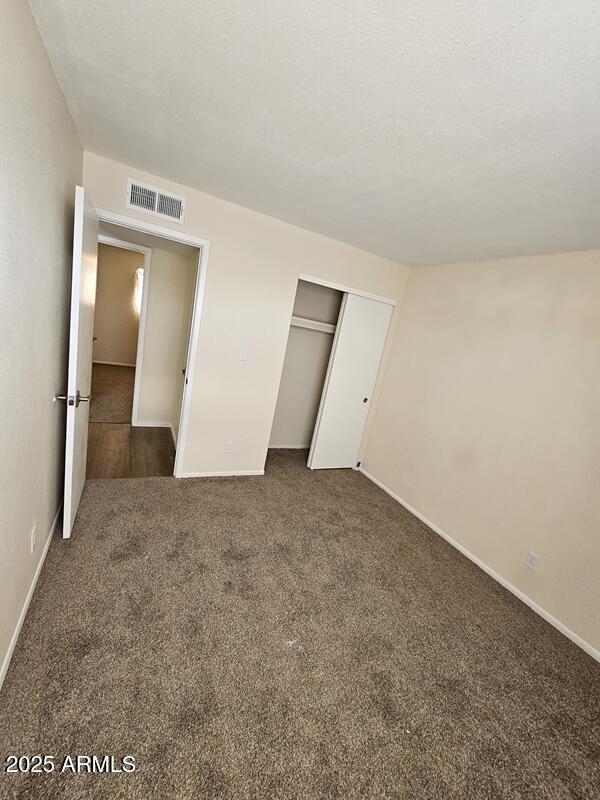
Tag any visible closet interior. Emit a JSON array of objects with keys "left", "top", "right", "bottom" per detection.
[{"left": 269, "top": 279, "right": 343, "bottom": 452}]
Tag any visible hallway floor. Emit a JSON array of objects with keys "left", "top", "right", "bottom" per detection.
[
  {"left": 86, "top": 422, "right": 175, "bottom": 479},
  {"left": 1, "top": 451, "right": 598, "bottom": 799},
  {"left": 87, "top": 363, "right": 174, "bottom": 479}
]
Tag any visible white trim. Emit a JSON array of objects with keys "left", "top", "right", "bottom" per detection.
[
  {"left": 97, "top": 234, "right": 148, "bottom": 255},
  {"left": 96, "top": 209, "right": 211, "bottom": 478},
  {"left": 0, "top": 504, "right": 62, "bottom": 691},
  {"left": 97, "top": 233, "right": 152, "bottom": 427},
  {"left": 180, "top": 469, "right": 265, "bottom": 478},
  {"left": 299, "top": 273, "right": 396, "bottom": 306},
  {"left": 290, "top": 315, "right": 335, "bottom": 334},
  {"left": 173, "top": 245, "right": 209, "bottom": 477},
  {"left": 92, "top": 360, "right": 136, "bottom": 368},
  {"left": 97, "top": 209, "right": 209, "bottom": 250},
  {"left": 126, "top": 419, "right": 176, "bottom": 448},
  {"left": 359, "top": 467, "right": 600, "bottom": 664}
]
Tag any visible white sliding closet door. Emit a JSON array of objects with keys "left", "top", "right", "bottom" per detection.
[{"left": 308, "top": 293, "right": 393, "bottom": 469}]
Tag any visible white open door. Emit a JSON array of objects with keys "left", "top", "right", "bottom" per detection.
[
  {"left": 60, "top": 186, "right": 99, "bottom": 537},
  {"left": 308, "top": 293, "right": 393, "bottom": 470}
]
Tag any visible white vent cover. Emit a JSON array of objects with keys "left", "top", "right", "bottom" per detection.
[{"left": 126, "top": 178, "right": 185, "bottom": 223}]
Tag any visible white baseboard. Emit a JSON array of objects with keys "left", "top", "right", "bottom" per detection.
[
  {"left": 0, "top": 503, "right": 62, "bottom": 691},
  {"left": 132, "top": 420, "right": 177, "bottom": 449},
  {"left": 359, "top": 467, "right": 600, "bottom": 664},
  {"left": 180, "top": 469, "right": 265, "bottom": 478},
  {"left": 92, "top": 360, "right": 136, "bottom": 367}
]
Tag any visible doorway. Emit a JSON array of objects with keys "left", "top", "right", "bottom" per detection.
[
  {"left": 86, "top": 224, "right": 199, "bottom": 479},
  {"left": 60, "top": 187, "right": 210, "bottom": 537},
  {"left": 269, "top": 276, "right": 394, "bottom": 471}
]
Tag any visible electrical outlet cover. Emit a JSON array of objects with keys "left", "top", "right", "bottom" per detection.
[{"left": 526, "top": 551, "right": 540, "bottom": 570}]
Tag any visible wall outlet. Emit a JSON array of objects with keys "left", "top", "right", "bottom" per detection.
[
  {"left": 526, "top": 551, "right": 540, "bottom": 570},
  {"left": 239, "top": 346, "right": 248, "bottom": 361},
  {"left": 225, "top": 440, "right": 233, "bottom": 453},
  {"left": 30, "top": 524, "right": 37, "bottom": 554}
]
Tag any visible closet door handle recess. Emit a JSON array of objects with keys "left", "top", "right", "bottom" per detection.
[{"left": 363, "top": 397, "right": 368, "bottom": 403}]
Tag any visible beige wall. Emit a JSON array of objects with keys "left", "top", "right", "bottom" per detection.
[
  {"left": 364, "top": 251, "right": 600, "bottom": 655},
  {"left": 93, "top": 244, "right": 142, "bottom": 365},
  {"left": 270, "top": 281, "right": 341, "bottom": 448},
  {"left": 137, "top": 248, "right": 196, "bottom": 433},
  {"left": 83, "top": 153, "right": 409, "bottom": 474},
  {"left": 0, "top": 1, "right": 82, "bottom": 681}
]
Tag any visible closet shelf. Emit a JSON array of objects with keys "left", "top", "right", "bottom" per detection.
[{"left": 290, "top": 315, "right": 336, "bottom": 335}]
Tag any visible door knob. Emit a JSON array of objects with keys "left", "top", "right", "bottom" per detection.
[{"left": 54, "top": 391, "right": 91, "bottom": 406}]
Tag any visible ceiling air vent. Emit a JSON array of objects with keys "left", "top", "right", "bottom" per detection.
[{"left": 126, "top": 178, "right": 185, "bottom": 223}]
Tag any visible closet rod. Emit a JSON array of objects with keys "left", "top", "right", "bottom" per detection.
[{"left": 290, "top": 315, "right": 335, "bottom": 335}]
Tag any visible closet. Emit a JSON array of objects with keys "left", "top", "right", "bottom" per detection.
[
  {"left": 269, "top": 280, "right": 342, "bottom": 450},
  {"left": 270, "top": 278, "right": 394, "bottom": 470}
]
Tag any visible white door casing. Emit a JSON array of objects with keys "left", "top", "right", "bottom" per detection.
[
  {"left": 308, "top": 293, "right": 393, "bottom": 469},
  {"left": 62, "top": 186, "right": 99, "bottom": 537}
]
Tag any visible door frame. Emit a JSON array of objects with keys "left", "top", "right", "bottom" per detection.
[
  {"left": 96, "top": 209, "right": 211, "bottom": 478},
  {"left": 97, "top": 234, "right": 152, "bottom": 426}
]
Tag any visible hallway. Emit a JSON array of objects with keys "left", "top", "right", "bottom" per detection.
[
  {"left": 86, "top": 423, "right": 175, "bottom": 479},
  {"left": 87, "top": 364, "right": 175, "bottom": 479}
]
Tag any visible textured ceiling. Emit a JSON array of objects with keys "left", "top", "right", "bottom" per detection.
[{"left": 30, "top": 0, "right": 600, "bottom": 265}]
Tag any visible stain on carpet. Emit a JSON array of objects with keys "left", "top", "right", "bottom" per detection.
[{"left": 0, "top": 450, "right": 598, "bottom": 799}]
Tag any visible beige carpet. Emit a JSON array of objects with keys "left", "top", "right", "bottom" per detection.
[
  {"left": 89, "top": 363, "right": 135, "bottom": 423},
  {"left": 1, "top": 450, "right": 598, "bottom": 799}
]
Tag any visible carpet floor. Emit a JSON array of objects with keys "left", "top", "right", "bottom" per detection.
[
  {"left": 1, "top": 450, "right": 598, "bottom": 799},
  {"left": 89, "top": 363, "right": 135, "bottom": 424}
]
